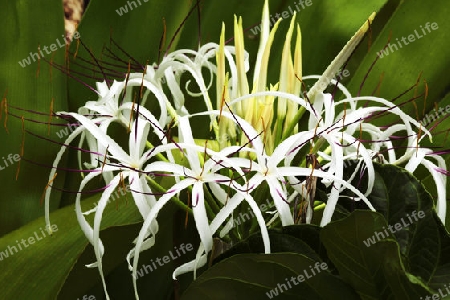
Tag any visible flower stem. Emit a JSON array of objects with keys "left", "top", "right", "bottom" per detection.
[
  {"left": 146, "top": 175, "right": 192, "bottom": 214},
  {"left": 282, "top": 106, "right": 307, "bottom": 140}
]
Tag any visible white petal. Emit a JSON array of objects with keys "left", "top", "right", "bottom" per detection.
[
  {"left": 192, "top": 182, "right": 213, "bottom": 253},
  {"left": 265, "top": 176, "right": 294, "bottom": 225},
  {"left": 62, "top": 112, "right": 130, "bottom": 163},
  {"left": 45, "top": 126, "right": 85, "bottom": 230}
]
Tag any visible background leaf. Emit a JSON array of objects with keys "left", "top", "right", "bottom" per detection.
[
  {"left": 182, "top": 253, "right": 358, "bottom": 300},
  {"left": 0, "top": 0, "right": 67, "bottom": 236},
  {"left": 320, "top": 211, "right": 431, "bottom": 299},
  {"left": 0, "top": 192, "right": 141, "bottom": 299}
]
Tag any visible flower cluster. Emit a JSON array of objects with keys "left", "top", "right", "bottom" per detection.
[{"left": 42, "top": 1, "right": 446, "bottom": 299}]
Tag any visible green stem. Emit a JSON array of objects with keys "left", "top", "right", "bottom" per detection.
[
  {"left": 146, "top": 175, "right": 192, "bottom": 214},
  {"left": 249, "top": 184, "right": 270, "bottom": 233},
  {"left": 146, "top": 141, "right": 169, "bottom": 162},
  {"left": 282, "top": 106, "right": 307, "bottom": 140},
  {"left": 203, "top": 184, "right": 221, "bottom": 215},
  {"left": 298, "top": 137, "right": 329, "bottom": 167}
]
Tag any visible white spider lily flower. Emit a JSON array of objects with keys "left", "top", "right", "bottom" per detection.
[
  {"left": 79, "top": 78, "right": 170, "bottom": 169},
  {"left": 172, "top": 190, "right": 271, "bottom": 280},
  {"left": 43, "top": 98, "right": 168, "bottom": 230},
  {"left": 39, "top": 1, "right": 449, "bottom": 299},
  {"left": 59, "top": 114, "right": 166, "bottom": 300},
  {"left": 129, "top": 115, "right": 259, "bottom": 298},
  {"left": 405, "top": 148, "right": 447, "bottom": 222},
  {"left": 300, "top": 84, "right": 438, "bottom": 224},
  {"left": 83, "top": 78, "right": 169, "bottom": 126},
  {"left": 155, "top": 43, "right": 218, "bottom": 119}
]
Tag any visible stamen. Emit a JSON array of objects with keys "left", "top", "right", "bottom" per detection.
[
  {"left": 36, "top": 45, "right": 41, "bottom": 78},
  {"left": 357, "top": 123, "right": 362, "bottom": 157},
  {"left": 422, "top": 79, "right": 429, "bottom": 116},
  {"left": 128, "top": 91, "right": 137, "bottom": 132},
  {"left": 73, "top": 35, "right": 80, "bottom": 59},
  {"left": 135, "top": 65, "right": 148, "bottom": 139},
  {"left": 45, "top": 58, "right": 101, "bottom": 95},
  {"left": 106, "top": 37, "right": 145, "bottom": 70},
  {"left": 370, "top": 72, "right": 384, "bottom": 98},
  {"left": 78, "top": 38, "right": 110, "bottom": 87},
  {"left": 295, "top": 73, "right": 311, "bottom": 104},
  {"left": 163, "top": 0, "right": 202, "bottom": 58},
  {"left": 158, "top": 18, "right": 167, "bottom": 64},
  {"left": 0, "top": 90, "right": 8, "bottom": 133},
  {"left": 121, "top": 173, "right": 129, "bottom": 205},
  {"left": 16, "top": 116, "right": 25, "bottom": 180},
  {"left": 99, "top": 145, "right": 109, "bottom": 181},
  {"left": 119, "top": 60, "right": 131, "bottom": 106},
  {"left": 47, "top": 97, "right": 54, "bottom": 136},
  {"left": 359, "top": 46, "right": 384, "bottom": 98}
]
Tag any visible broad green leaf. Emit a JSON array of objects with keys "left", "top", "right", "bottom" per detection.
[
  {"left": 59, "top": 208, "right": 200, "bottom": 299},
  {"left": 0, "top": 192, "right": 141, "bottom": 299},
  {"left": 213, "top": 229, "right": 321, "bottom": 265},
  {"left": 321, "top": 211, "right": 431, "bottom": 299},
  {"left": 66, "top": 0, "right": 192, "bottom": 111},
  {"left": 366, "top": 164, "right": 434, "bottom": 249},
  {"left": 336, "top": 162, "right": 450, "bottom": 288},
  {"left": 182, "top": 253, "right": 358, "bottom": 300},
  {"left": 362, "top": 163, "right": 450, "bottom": 287},
  {"left": 347, "top": 0, "right": 449, "bottom": 115},
  {"left": 281, "top": 224, "right": 334, "bottom": 269},
  {"left": 344, "top": 0, "right": 450, "bottom": 226},
  {"left": 0, "top": 0, "right": 67, "bottom": 236}
]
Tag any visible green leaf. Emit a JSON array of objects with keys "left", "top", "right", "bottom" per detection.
[
  {"left": 0, "top": 192, "right": 141, "bottom": 299},
  {"left": 365, "top": 163, "right": 450, "bottom": 287},
  {"left": 0, "top": 0, "right": 67, "bottom": 235},
  {"left": 343, "top": 0, "right": 450, "bottom": 229},
  {"left": 182, "top": 253, "right": 358, "bottom": 300},
  {"left": 59, "top": 207, "right": 200, "bottom": 299},
  {"left": 320, "top": 210, "right": 431, "bottom": 299},
  {"left": 213, "top": 228, "right": 322, "bottom": 265},
  {"left": 347, "top": 0, "right": 449, "bottom": 114},
  {"left": 366, "top": 164, "right": 434, "bottom": 249},
  {"left": 66, "top": 0, "right": 193, "bottom": 111}
]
